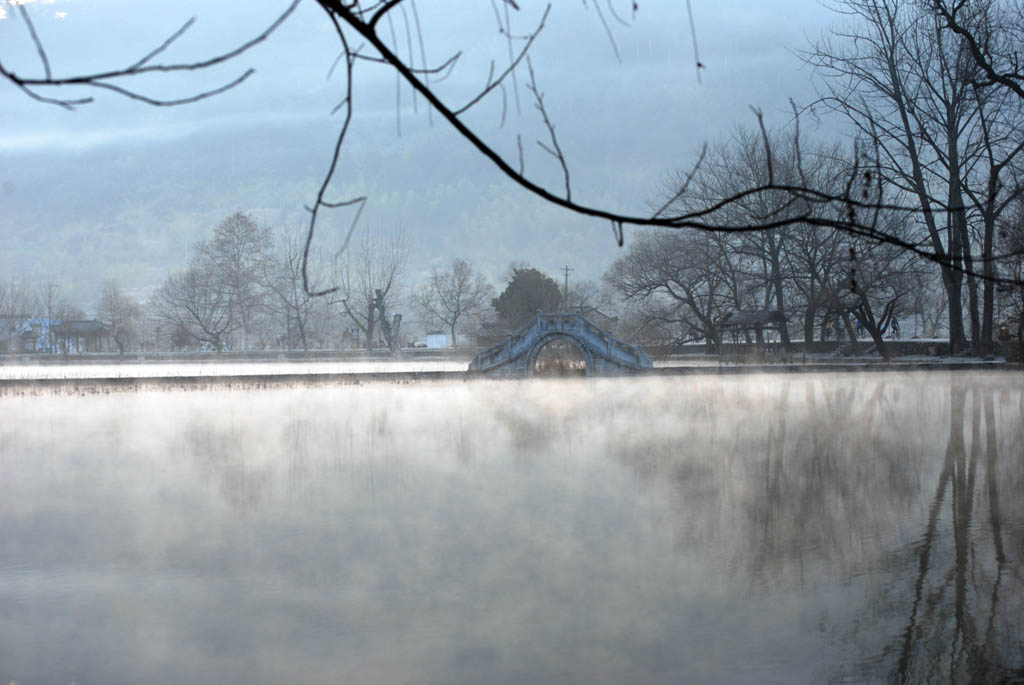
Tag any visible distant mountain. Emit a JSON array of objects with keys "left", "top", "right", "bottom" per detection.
[{"left": 1, "top": 116, "right": 663, "bottom": 307}]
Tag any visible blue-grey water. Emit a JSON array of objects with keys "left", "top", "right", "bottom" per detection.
[{"left": 1, "top": 371, "right": 1022, "bottom": 683}]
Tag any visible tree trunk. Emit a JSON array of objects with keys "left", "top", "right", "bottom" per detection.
[
  {"left": 945, "top": 110, "right": 970, "bottom": 354},
  {"left": 841, "top": 312, "right": 857, "bottom": 347},
  {"left": 365, "top": 301, "right": 375, "bottom": 350},
  {"left": 855, "top": 301, "right": 891, "bottom": 360},
  {"left": 297, "top": 317, "right": 308, "bottom": 353},
  {"left": 980, "top": 205, "right": 997, "bottom": 358},
  {"left": 705, "top": 326, "right": 720, "bottom": 354},
  {"left": 981, "top": 275, "right": 994, "bottom": 358},
  {"left": 769, "top": 247, "right": 792, "bottom": 350},
  {"left": 960, "top": 209, "right": 981, "bottom": 354},
  {"left": 866, "top": 323, "right": 890, "bottom": 360},
  {"left": 942, "top": 267, "right": 966, "bottom": 353}
]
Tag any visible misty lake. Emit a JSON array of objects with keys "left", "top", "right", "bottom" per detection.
[{"left": 2, "top": 370, "right": 1022, "bottom": 683}]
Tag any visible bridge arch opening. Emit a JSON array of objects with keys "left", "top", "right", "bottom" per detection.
[{"left": 532, "top": 335, "right": 587, "bottom": 377}]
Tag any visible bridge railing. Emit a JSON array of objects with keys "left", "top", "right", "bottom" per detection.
[
  {"left": 470, "top": 311, "right": 651, "bottom": 372},
  {"left": 469, "top": 315, "right": 541, "bottom": 370},
  {"left": 575, "top": 314, "right": 649, "bottom": 367}
]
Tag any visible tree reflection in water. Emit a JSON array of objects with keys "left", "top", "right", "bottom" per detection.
[
  {"left": 603, "top": 373, "right": 1023, "bottom": 682},
  {"left": 891, "top": 387, "right": 1021, "bottom": 684}
]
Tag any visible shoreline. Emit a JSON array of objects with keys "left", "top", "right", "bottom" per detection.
[{"left": 0, "top": 361, "right": 1017, "bottom": 395}]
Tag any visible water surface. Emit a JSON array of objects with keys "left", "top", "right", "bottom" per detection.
[{"left": 1, "top": 371, "right": 1021, "bottom": 683}]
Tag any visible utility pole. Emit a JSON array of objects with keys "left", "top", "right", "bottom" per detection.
[{"left": 561, "top": 265, "right": 574, "bottom": 309}]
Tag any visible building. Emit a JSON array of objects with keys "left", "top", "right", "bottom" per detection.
[
  {"left": 425, "top": 331, "right": 447, "bottom": 349},
  {"left": 50, "top": 320, "right": 113, "bottom": 353},
  {"left": 718, "top": 310, "right": 786, "bottom": 344}
]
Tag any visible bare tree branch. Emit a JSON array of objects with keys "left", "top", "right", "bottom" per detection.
[
  {"left": 930, "top": 0, "right": 1024, "bottom": 100},
  {"left": 17, "top": 4, "right": 51, "bottom": 81},
  {"left": 526, "top": 57, "right": 571, "bottom": 201},
  {"left": 453, "top": 6, "right": 549, "bottom": 116},
  {"left": 129, "top": 17, "right": 197, "bottom": 71},
  {"left": 0, "top": 0, "right": 300, "bottom": 109}
]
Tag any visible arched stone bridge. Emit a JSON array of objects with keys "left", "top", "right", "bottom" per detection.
[{"left": 469, "top": 311, "right": 653, "bottom": 377}]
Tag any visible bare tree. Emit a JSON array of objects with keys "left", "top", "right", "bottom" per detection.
[
  {"left": 605, "top": 230, "right": 735, "bottom": 352},
  {"left": 804, "top": 0, "right": 1024, "bottom": 354},
  {"left": 785, "top": 210, "right": 851, "bottom": 343},
  {"left": 413, "top": 259, "right": 494, "bottom": 349},
  {"left": 657, "top": 128, "right": 877, "bottom": 346},
  {"left": 0, "top": 278, "right": 33, "bottom": 352},
  {"left": 619, "top": 119, "right": 932, "bottom": 357},
  {"left": 35, "top": 280, "right": 66, "bottom": 353},
  {"left": 150, "top": 265, "right": 234, "bottom": 352},
  {"left": 837, "top": 212, "right": 923, "bottom": 358},
  {"left": 904, "top": 267, "right": 948, "bottom": 338},
  {"left": 97, "top": 280, "right": 142, "bottom": 355},
  {"left": 930, "top": 0, "right": 1024, "bottom": 101},
  {"left": 147, "top": 212, "right": 273, "bottom": 352},
  {"left": 959, "top": 79, "right": 1024, "bottom": 355},
  {"left": 661, "top": 127, "right": 815, "bottom": 348},
  {"left": 564, "top": 279, "right": 617, "bottom": 313},
  {"left": 196, "top": 212, "right": 273, "bottom": 351},
  {"left": 262, "top": 225, "right": 337, "bottom": 352},
  {"left": 996, "top": 192, "right": 1024, "bottom": 344},
  {"left": 332, "top": 229, "right": 407, "bottom": 350}
]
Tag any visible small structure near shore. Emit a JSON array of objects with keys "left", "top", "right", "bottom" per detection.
[
  {"left": 719, "top": 310, "right": 786, "bottom": 345},
  {"left": 469, "top": 310, "right": 652, "bottom": 378},
  {"left": 50, "top": 319, "right": 113, "bottom": 354}
]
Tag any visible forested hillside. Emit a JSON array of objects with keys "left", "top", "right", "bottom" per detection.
[{"left": 1, "top": 117, "right": 640, "bottom": 304}]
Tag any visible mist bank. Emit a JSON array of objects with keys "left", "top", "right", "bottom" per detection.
[{"left": 0, "top": 361, "right": 1016, "bottom": 395}]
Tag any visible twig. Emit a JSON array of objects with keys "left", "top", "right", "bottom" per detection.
[
  {"left": 3, "top": 0, "right": 301, "bottom": 109},
  {"left": 652, "top": 143, "right": 708, "bottom": 219},
  {"left": 17, "top": 4, "right": 51, "bottom": 80},
  {"left": 685, "top": 0, "right": 703, "bottom": 84},
  {"left": 751, "top": 106, "right": 773, "bottom": 185},
  {"left": 526, "top": 57, "right": 571, "bottom": 201},
  {"left": 130, "top": 17, "right": 197, "bottom": 70},
  {"left": 590, "top": 0, "right": 622, "bottom": 63},
  {"left": 454, "top": 6, "right": 549, "bottom": 116}
]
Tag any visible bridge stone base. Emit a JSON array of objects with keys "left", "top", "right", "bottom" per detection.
[{"left": 469, "top": 311, "right": 652, "bottom": 378}]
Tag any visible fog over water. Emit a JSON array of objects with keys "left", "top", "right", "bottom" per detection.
[{"left": 2, "top": 371, "right": 1022, "bottom": 683}]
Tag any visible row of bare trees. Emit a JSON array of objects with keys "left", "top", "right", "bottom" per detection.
[
  {"left": 5, "top": 212, "right": 568, "bottom": 355},
  {"left": 148, "top": 212, "right": 523, "bottom": 353},
  {"left": 147, "top": 212, "right": 411, "bottom": 352},
  {"left": 804, "top": 0, "right": 1024, "bottom": 356},
  {"left": 0, "top": 278, "right": 142, "bottom": 354},
  {"left": 0, "top": 279, "right": 85, "bottom": 353},
  {"left": 607, "top": 0, "right": 1024, "bottom": 358},
  {"left": 606, "top": 123, "right": 1003, "bottom": 359},
  {"left": 0, "top": 214, "right": 404, "bottom": 355}
]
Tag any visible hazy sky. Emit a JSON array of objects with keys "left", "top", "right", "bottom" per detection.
[{"left": 0, "top": 0, "right": 844, "bottom": 295}]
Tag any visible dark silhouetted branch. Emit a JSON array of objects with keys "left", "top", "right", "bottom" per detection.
[{"left": 0, "top": 0, "right": 300, "bottom": 109}]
